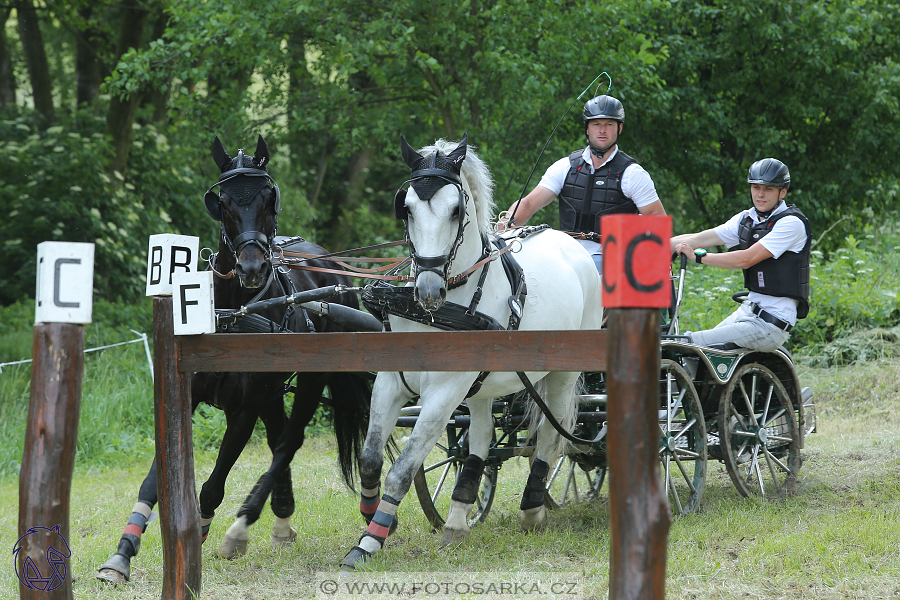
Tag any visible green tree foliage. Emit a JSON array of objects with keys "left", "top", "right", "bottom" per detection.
[
  {"left": 2, "top": 0, "right": 898, "bottom": 306},
  {"left": 630, "top": 0, "right": 900, "bottom": 237}
]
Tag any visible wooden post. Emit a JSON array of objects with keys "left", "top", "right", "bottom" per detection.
[
  {"left": 18, "top": 323, "right": 84, "bottom": 600},
  {"left": 601, "top": 214, "right": 673, "bottom": 600},
  {"left": 607, "top": 309, "right": 670, "bottom": 599},
  {"left": 153, "top": 296, "right": 201, "bottom": 599}
]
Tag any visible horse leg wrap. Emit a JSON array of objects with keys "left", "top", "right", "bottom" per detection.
[
  {"left": 201, "top": 512, "right": 214, "bottom": 544},
  {"left": 359, "top": 481, "right": 381, "bottom": 524},
  {"left": 451, "top": 455, "right": 485, "bottom": 505},
  {"left": 270, "top": 476, "right": 295, "bottom": 519},
  {"left": 520, "top": 459, "right": 550, "bottom": 510},
  {"left": 364, "top": 495, "right": 400, "bottom": 543},
  {"left": 99, "top": 502, "right": 154, "bottom": 580}
]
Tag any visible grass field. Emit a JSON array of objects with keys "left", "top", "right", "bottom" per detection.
[{"left": 2, "top": 357, "right": 900, "bottom": 600}]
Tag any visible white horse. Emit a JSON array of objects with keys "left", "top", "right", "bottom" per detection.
[{"left": 341, "top": 134, "right": 603, "bottom": 570}]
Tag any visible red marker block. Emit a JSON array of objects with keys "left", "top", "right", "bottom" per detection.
[{"left": 601, "top": 215, "right": 672, "bottom": 309}]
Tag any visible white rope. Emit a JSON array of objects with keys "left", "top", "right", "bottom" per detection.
[{"left": 0, "top": 332, "right": 154, "bottom": 382}]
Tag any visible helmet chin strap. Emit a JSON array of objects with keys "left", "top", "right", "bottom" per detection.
[{"left": 757, "top": 198, "right": 783, "bottom": 219}]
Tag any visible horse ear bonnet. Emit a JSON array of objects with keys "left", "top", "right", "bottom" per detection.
[
  {"left": 220, "top": 153, "right": 272, "bottom": 206},
  {"left": 409, "top": 152, "right": 461, "bottom": 201}
]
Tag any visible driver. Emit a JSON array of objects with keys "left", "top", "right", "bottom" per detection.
[
  {"left": 671, "top": 158, "right": 811, "bottom": 351},
  {"left": 496, "top": 94, "right": 666, "bottom": 274}
]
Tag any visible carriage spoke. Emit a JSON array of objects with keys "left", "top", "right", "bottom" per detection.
[
  {"left": 763, "top": 407, "right": 788, "bottom": 429},
  {"left": 768, "top": 436, "right": 792, "bottom": 445},
  {"left": 674, "top": 447, "right": 701, "bottom": 460},
  {"left": 566, "top": 461, "right": 579, "bottom": 503},
  {"left": 430, "top": 462, "right": 454, "bottom": 504},
  {"left": 666, "top": 458, "right": 684, "bottom": 514},
  {"left": 750, "top": 446, "right": 765, "bottom": 496},
  {"left": 761, "top": 446, "right": 791, "bottom": 474},
  {"left": 672, "top": 452, "right": 696, "bottom": 494},
  {"left": 763, "top": 447, "right": 782, "bottom": 490},
  {"left": 547, "top": 455, "right": 565, "bottom": 489},
  {"left": 730, "top": 429, "right": 759, "bottom": 438},
  {"left": 671, "top": 417, "right": 698, "bottom": 442},
  {"left": 759, "top": 385, "right": 773, "bottom": 427},
  {"left": 739, "top": 380, "right": 755, "bottom": 417},
  {"left": 423, "top": 455, "right": 456, "bottom": 474}
]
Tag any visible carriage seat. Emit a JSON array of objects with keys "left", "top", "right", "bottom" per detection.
[{"left": 704, "top": 342, "right": 794, "bottom": 363}]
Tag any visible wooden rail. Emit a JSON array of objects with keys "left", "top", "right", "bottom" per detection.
[{"left": 155, "top": 299, "right": 666, "bottom": 600}]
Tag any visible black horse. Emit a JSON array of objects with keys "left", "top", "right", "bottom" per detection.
[{"left": 98, "top": 135, "right": 371, "bottom": 581}]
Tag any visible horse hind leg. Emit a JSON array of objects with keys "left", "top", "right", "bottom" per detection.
[
  {"left": 98, "top": 461, "right": 158, "bottom": 584},
  {"left": 519, "top": 372, "right": 578, "bottom": 531}
]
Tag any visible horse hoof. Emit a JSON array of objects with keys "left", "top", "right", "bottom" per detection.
[
  {"left": 218, "top": 535, "right": 249, "bottom": 559},
  {"left": 519, "top": 506, "right": 548, "bottom": 532},
  {"left": 270, "top": 526, "right": 297, "bottom": 549},
  {"left": 440, "top": 525, "right": 470, "bottom": 547},
  {"left": 340, "top": 545, "right": 371, "bottom": 572},
  {"left": 97, "top": 553, "right": 131, "bottom": 583},
  {"left": 97, "top": 568, "right": 128, "bottom": 585}
]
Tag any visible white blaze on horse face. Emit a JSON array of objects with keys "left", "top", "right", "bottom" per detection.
[{"left": 406, "top": 183, "right": 465, "bottom": 310}]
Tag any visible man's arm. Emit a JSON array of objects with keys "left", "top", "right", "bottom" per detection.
[
  {"left": 638, "top": 200, "right": 666, "bottom": 216},
  {"left": 499, "top": 185, "right": 557, "bottom": 229},
  {"left": 671, "top": 228, "right": 725, "bottom": 250},
  {"left": 673, "top": 234, "right": 774, "bottom": 270}
]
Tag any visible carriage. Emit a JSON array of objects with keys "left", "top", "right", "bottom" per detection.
[{"left": 404, "top": 261, "right": 817, "bottom": 528}]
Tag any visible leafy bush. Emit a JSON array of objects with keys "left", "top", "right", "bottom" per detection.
[{"left": 0, "top": 107, "right": 212, "bottom": 306}]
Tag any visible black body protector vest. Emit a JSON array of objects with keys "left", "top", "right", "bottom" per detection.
[
  {"left": 559, "top": 149, "right": 638, "bottom": 235},
  {"left": 733, "top": 204, "right": 811, "bottom": 319}
]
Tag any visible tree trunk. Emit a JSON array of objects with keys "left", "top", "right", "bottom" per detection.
[
  {"left": 16, "top": 0, "right": 55, "bottom": 127},
  {"left": 74, "top": 4, "right": 103, "bottom": 106},
  {"left": 287, "top": 29, "right": 313, "bottom": 162},
  {"left": 0, "top": 8, "right": 16, "bottom": 105},
  {"left": 141, "top": 6, "right": 170, "bottom": 124},
  {"left": 105, "top": 0, "right": 150, "bottom": 176},
  {"left": 322, "top": 147, "right": 372, "bottom": 251}
]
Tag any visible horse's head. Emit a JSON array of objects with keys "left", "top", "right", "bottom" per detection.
[
  {"left": 396, "top": 134, "right": 470, "bottom": 311},
  {"left": 204, "top": 135, "right": 281, "bottom": 289}
]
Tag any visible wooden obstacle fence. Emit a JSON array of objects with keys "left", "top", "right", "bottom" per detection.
[{"left": 153, "top": 295, "right": 668, "bottom": 600}]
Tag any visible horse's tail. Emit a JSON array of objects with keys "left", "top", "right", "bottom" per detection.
[
  {"left": 328, "top": 372, "right": 372, "bottom": 490},
  {"left": 524, "top": 376, "right": 578, "bottom": 461}
]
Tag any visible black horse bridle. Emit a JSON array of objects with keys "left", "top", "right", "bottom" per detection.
[
  {"left": 393, "top": 155, "right": 482, "bottom": 292},
  {"left": 203, "top": 149, "right": 283, "bottom": 262}
]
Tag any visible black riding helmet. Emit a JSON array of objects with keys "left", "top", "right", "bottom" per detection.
[
  {"left": 748, "top": 158, "right": 790, "bottom": 191},
  {"left": 582, "top": 95, "right": 625, "bottom": 122}
]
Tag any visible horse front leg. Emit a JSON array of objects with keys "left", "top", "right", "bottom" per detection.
[
  {"left": 220, "top": 380, "right": 324, "bottom": 559},
  {"left": 356, "top": 373, "right": 410, "bottom": 531},
  {"left": 520, "top": 372, "right": 579, "bottom": 531},
  {"left": 197, "top": 402, "right": 259, "bottom": 545},
  {"left": 342, "top": 376, "right": 467, "bottom": 571},
  {"left": 257, "top": 387, "right": 296, "bottom": 549},
  {"left": 443, "top": 397, "right": 492, "bottom": 546}
]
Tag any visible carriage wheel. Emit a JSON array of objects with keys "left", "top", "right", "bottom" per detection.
[
  {"left": 543, "top": 457, "right": 606, "bottom": 510},
  {"left": 659, "top": 359, "right": 707, "bottom": 515},
  {"left": 413, "top": 429, "right": 498, "bottom": 529},
  {"left": 718, "top": 363, "right": 801, "bottom": 498}
]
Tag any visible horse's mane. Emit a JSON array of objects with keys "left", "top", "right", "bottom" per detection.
[{"left": 418, "top": 139, "right": 496, "bottom": 237}]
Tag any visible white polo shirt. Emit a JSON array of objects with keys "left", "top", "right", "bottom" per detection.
[
  {"left": 537, "top": 146, "right": 660, "bottom": 269},
  {"left": 714, "top": 202, "right": 808, "bottom": 324}
]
